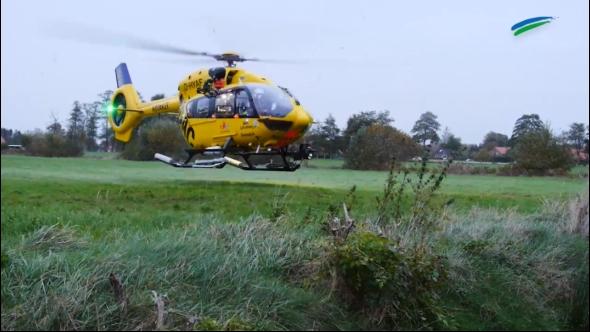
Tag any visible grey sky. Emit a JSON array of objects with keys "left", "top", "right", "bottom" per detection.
[{"left": 1, "top": 0, "right": 588, "bottom": 143}]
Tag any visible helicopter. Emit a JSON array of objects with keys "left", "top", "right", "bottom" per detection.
[{"left": 107, "top": 51, "right": 315, "bottom": 171}]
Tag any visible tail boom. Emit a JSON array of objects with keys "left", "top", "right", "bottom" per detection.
[{"left": 108, "top": 63, "right": 180, "bottom": 142}]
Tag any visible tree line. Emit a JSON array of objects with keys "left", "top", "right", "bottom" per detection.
[
  {"left": 2, "top": 90, "right": 115, "bottom": 156},
  {"left": 2, "top": 95, "right": 588, "bottom": 174},
  {"left": 305, "top": 111, "right": 589, "bottom": 171}
]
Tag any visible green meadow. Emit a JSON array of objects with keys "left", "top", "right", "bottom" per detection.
[
  {"left": 1, "top": 154, "right": 588, "bottom": 330},
  {"left": 2, "top": 155, "right": 586, "bottom": 212}
]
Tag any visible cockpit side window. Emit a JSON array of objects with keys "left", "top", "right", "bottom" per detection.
[
  {"left": 247, "top": 84, "right": 293, "bottom": 118},
  {"left": 235, "top": 90, "right": 257, "bottom": 118},
  {"left": 214, "top": 92, "right": 235, "bottom": 118}
]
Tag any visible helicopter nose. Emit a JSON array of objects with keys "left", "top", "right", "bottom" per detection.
[
  {"left": 293, "top": 110, "right": 313, "bottom": 134},
  {"left": 277, "top": 110, "right": 312, "bottom": 143}
]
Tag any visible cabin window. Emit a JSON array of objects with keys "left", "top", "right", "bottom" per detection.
[
  {"left": 214, "top": 92, "right": 235, "bottom": 118},
  {"left": 235, "top": 90, "right": 257, "bottom": 118},
  {"left": 187, "top": 97, "right": 211, "bottom": 118}
]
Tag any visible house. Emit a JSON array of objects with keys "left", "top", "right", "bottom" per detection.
[
  {"left": 434, "top": 148, "right": 450, "bottom": 160},
  {"left": 570, "top": 148, "right": 589, "bottom": 163},
  {"left": 491, "top": 146, "right": 510, "bottom": 158}
]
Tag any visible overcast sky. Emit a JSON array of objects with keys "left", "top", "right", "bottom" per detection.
[{"left": 1, "top": 0, "right": 588, "bottom": 143}]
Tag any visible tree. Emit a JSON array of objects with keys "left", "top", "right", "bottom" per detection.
[
  {"left": 343, "top": 110, "right": 393, "bottom": 146},
  {"left": 305, "top": 114, "right": 344, "bottom": 158},
  {"left": 67, "top": 101, "right": 85, "bottom": 143},
  {"left": 565, "top": 123, "right": 587, "bottom": 161},
  {"left": 411, "top": 111, "right": 440, "bottom": 147},
  {"left": 475, "top": 131, "right": 512, "bottom": 162},
  {"left": 21, "top": 113, "right": 83, "bottom": 157},
  {"left": 441, "top": 133, "right": 464, "bottom": 159},
  {"left": 510, "top": 114, "right": 544, "bottom": 145},
  {"left": 511, "top": 126, "right": 573, "bottom": 173},
  {"left": 47, "top": 114, "right": 64, "bottom": 136},
  {"left": 151, "top": 93, "right": 165, "bottom": 101},
  {"left": 120, "top": 116, "right": 188, "bottom": 161},
  {"left": 465, "top": 144, "right": 480, "bottom": 160},
  {"left": 321, "top": 114, "right": 340, "bottom": 142},
  {"left": 482, "top": 132, "right": 509, "bottom": 149},
  {"left": 1, "top": 128, "right": 23, "bottom": 145},
  {"left": 344, "top": 124, "right": 420, "bottom": 170},
  {"left": 96, "top": 90, "right": 114, "bottom": 151},
  {"left": 83, "top": 102, "right": 100, "bottom": 151},
  {"left": 474, "top": 148, "right": 492, "bottom": 162},
  {"left": 585, "top": 125, "right": 590, "bottom": 153}
]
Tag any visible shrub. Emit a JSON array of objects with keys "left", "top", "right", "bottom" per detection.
[
  {"left": 21, "top": 132, "right": 83, "bottom": 157},
  {"left": 511, "top": 128, "right": 573, "bottom": 173},
  {"left": 323, "top": 158, "right": 451, "bottom": 329},
  {"left": 375, "top": 157, "right": 450, "bottom": 241},
  {"left": 445, "top": 163, "right": 497, "bottom": 175},
  {"left": 474, "top": 148, "right": 492, "bottom": 162},
  {"left": 344, "top": 124, "right": 420, "bottom": 170},
  {"left": 120, "top": 116, "right": 189, "bottom": 161},
  {"left": 331, "top": 231, "right": 448, "bottom": 328},
  {"left": 495, "top": 164, "right": 523, "bottom": 176}
]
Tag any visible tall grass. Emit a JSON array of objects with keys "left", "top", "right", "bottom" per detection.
[
  {"left": 440, "top": 200, "right": 589, "bottom": 330},
  {"left": 2, "top": 215, "right": 355, "bottom": 330},
  {"left": 2, "top": 199, "right": 588, "bottom": 330},
  {"left": 2, "top": 156, "right": 588, "bottom": 330}
]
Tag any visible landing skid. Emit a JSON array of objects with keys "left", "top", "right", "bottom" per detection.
[
  {"left": 154, "top": 143, "right": 314, "bottom": 172},
  {"left": 154, "top": 153, "right": 226, "bottom": 168}
]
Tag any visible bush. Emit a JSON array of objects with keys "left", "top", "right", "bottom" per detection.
[
  {"left": 120, "top": 117, "right": 189, "bottom": 161},
  {"left": 21, "top": 132, "right": 83, "bottom": 157},
  {"left": 474, "top": 148, "right": 492, "bottom": 162},
  {"left": 344, "top": 124, "right": 420, "bottom": 170},
  {"left": 446, "top": 163, "right": 496, "bottom": 175},
  {"left": 323, "top": 158, "right": 451, "bottom": 329},
  {"left": 511, "top": 128, "right": 573, "bottom": 173},
  {"left": 331, "top": 231, "right": 448, "bottom": 328}
]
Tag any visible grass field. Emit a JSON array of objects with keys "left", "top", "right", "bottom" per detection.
[
  {"left": 308, "top": 158, "right": 590, "bottom": 177},
  {"left": 2, "top": 155, "right": 586, "bottom": 212},
  {"left": 1, "top": 154, "right": 588, "bottom": 330}
]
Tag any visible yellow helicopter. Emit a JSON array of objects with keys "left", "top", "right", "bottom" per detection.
[{"left": 107, "top": 51, "right": 314, "bottom": 171}]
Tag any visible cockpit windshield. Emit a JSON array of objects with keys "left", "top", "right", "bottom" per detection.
[{"left": 246, "top": 84, "right": 294, "bottom": 118}]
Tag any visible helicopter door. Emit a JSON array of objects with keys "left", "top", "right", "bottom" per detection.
[
  {"left": 235, "top": 89, "right": 257, "bottom": 139},
  {"left": 235, "top": 90, "right": 257, "bottom": 118},
  {"left": 211, "top": 92, "right": 237, "bottom": 145},
  {"left": 186, "top": 96, "right": 214, "bottom": 147}
]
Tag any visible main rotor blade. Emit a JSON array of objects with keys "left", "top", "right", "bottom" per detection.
[
  {"left": 153, "top": 56, "right": 304, "bottom": 66},
  {"left": 238, "top": 57, "right": 306, "bottom": 64},
  {"left": 44, "top": 22, "right": 309, "bottom": 65},
  {"left": 148, "top": 57, "right": 220, "bottom": 65},
  {"left": 45, "top": 22, "right": 217, "bottom": 58}
]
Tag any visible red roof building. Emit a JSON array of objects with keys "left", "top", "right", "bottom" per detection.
[{"left": 492, "top": 146, "right": 510, "bottom": 157}]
